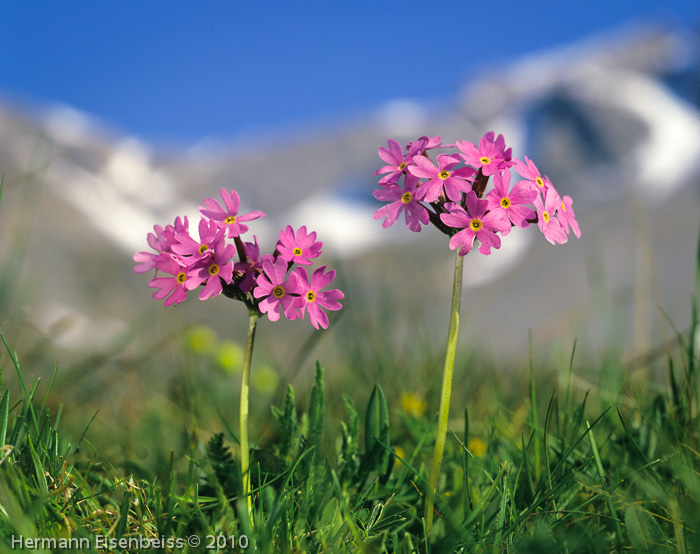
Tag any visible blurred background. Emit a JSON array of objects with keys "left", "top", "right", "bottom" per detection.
[{"left": 0, "top": 2, "right": 699, "bottom": 470}]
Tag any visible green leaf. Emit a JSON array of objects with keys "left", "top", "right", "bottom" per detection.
[
  {"left": 624, "top": 506, "right": 664, "bottom": 553},
  {"left": 0, "top": 390, "right": 8, "bottom": 446},
  {"left": 307, "top": 361, "right": 326, "bottom": 452},
  {"left": 272, "top": 384, "right": 297, "bottom": 460},
  {"left": 364, "top": 383, "right": 390, "bottom": 473}
]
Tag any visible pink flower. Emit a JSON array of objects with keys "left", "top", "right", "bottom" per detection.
[
  {"left": 186, "top": 240, "right": 236, "bottom": 300},
  {"left": 277, "top": 225, "right": 322, "bottom": 266},
  {"left": 533, "top": 188, "right": 568, "bottom": 245},
  {"left": 456, "top": 132, "right": 512, "bottom": 176},
  {"left": 408, "top": 153, "right": 476, "bottom": 202},
  {"left": 199, "top": 188, "right": 265, "bottom": 238},
  {"left": 441, "top": 192, "right": 508, "bottom": 255},
  {"left": 407, "top": 135, "right": 442, "bottom": 151},
  {"left": 295, "top": 266, "right": 344, "bottom": 330},
  {"left": 253, "top": 256, "right": 304, "bottom": 322},
  {"left": 148, "top": 255, "right": 192, "bottom": 306},
  {"left": 171, "top": 217, "right": 225, "bottom": 260},
  {"left": 557, "top": 195, "right": 581, "bottom": 238},
  {"left": 374, "top": 138, "right": 427, "bottom": 186},
  {"left": 373, "top": 172, "right": 429, "bottom": 232},
  {"left": 133, "top": 216, "right": 189, "bottom": 273},
  {"left": 485, "top": 169, "right": 537, "bottom": 235},
  {"left": 512, "top": 155, "right": 552, "bottom": 195}
]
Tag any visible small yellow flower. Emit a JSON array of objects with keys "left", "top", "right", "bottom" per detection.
[
  {"left": 215, "top": 340, "right": 244, "bottom": 374},
  {"left": 251, "top": 365, "right": 279, "bottom": 395},
  {"left": 183, "top": 325, "right": 218, "bottom": 354},
  {"left": 394, "top": 446, "right": 406, "bottom": 468},
  {"left": 400, "top": 393, "right": 427, "bottom": 417},
  {"left": 468, "top": 437, "right": 487, "bottom": 458}
]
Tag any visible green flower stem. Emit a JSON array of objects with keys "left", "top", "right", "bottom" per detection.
[
  {"left": 425, "top": 249, "right": 464, "bottom": 535},
  {"left": 240, "top": 311, "right": 259, "bottom": 523}
]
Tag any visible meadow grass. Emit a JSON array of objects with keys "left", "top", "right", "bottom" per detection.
[{"left": 0, "top": 263, "right": 699, "bottom": 554}]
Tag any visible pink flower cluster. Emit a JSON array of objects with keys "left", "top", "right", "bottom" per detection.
[
  {"left": 373, "top": 133, "right": 581, "bottom": 255},
  {"left": 134, "top": 189, "right": 343, "bottom": 329}
]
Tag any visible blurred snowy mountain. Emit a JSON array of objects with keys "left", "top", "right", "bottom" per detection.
[{"left": 0, "top": 23, "right": 698, "bottom": 375}]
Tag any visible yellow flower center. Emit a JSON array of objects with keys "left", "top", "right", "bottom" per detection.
[
  {"left": 306, "top": 290, "right": 316, "bottom": 302},
  {"left": 470, "top": 219, "right": 483, "bottom": 231},
  {"left": 401, "top": 192, "right": 412, "bottom": 204},
  {"left": 225, "top": 215, "right": 237, "bottom": 225},
  {"left": 208, "top": 264, "right": 220, "bottom": 276},
  {"left": 543, "top": 211, "right": 550, "bottom": 223},
  {"left": 439, "top": 170, "right": 450, "bottom": 180},
  {"left": 480, "top": 156, "right": 491, "bottom": 165},
  {"left": 535, "top": 177, "right": 544, "bottom": 188},
  {"left": 561, "top": 201, "right": 566, "bottom": 212},
  {"left": 176, "top": 272, "right": 187, "bottom": 284},
  {"left": 398, "top": 162, "right": 407, "bottom": 170},
  {"left": 500, "top": 197, "right": 511, "bottom": 209},
  {"left": 293, "top": 247, "right": 303, "bottom": 256},
  {"left": 273, "top": 286, "right": 285, "bottom": 298},
  {"left": 198, "top": 244, "right": 210, "bottom": 255}
]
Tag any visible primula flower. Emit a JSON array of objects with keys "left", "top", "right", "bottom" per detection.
[
  {"left": 254, "top": 256, "right": 304, "bottom": 322},
  {"left": 533, "top": 188, "right": 568, "bottom": 245},
  {"left": 277, "top": 225, "right": 323, "bottom": 265},
  {"left": 441, "top": 192, "right": 508, "bottom": 255},
  {"left": 557, "top": 195, "right": 581, "bottom": 238},
  {"left": 373, "top": 139, "right": 410, "bottom": 186},
  {"left": 373, "top": 172, "right": 429, "bottom": 232},
  {"left": 512, "top": 155, "right": 552, "bottom": 194},
  {"left": 295, "top": 266, "right": 344, "bottom": 330},
  {"left": 133, "top": 216, "right": 189, "bottom": 273},
  {"left": 457, "top": 132, "right": 512, "bottom": 176},
  {"left": 186, "top": 240, "right": 236, "bottom": 300},
  {"left": 485, "top": 169, "right": 537, "bottom": 235},
  {"left": 407, "top": 135, "right": 442, "bottom": 151},
  {"left": 148, "top": 255, "right": 192, "bottom": 307},
  {"left": 172, "top": 217, "right": 225, "bottom": 260},
  {"left": 373, "top": 138, "right": 428, "bottom": 186},
  {"left": 200, "top": 188, "right": 265, "bottom": 238},
  {"left": 409, "top": 153, "right": 476, "bottom": 202}
]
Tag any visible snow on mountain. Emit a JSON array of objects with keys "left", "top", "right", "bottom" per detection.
[{"left": 0, "top": 23, "right": 698, "bottom": 371}]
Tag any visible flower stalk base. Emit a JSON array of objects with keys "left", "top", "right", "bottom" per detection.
[
  {"left": 240, "top": 311, "right": 259, "bottom": 522},
  {"left": 425, "top": 250, "right": 464, "bottom": 534}
]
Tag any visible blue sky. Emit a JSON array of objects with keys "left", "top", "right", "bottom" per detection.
[{"left": 1, "top": 1, "right": 698, "bottom": 146}]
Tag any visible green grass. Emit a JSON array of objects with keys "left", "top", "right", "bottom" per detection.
[{"left": 1, "top": 280, "right": 699, "bottom": 554}]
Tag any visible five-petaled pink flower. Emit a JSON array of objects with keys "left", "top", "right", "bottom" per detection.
[
  {"left": 295, "top": 266, "right": 345, "bottom": 330},
  {"left": 512, "top": 155, "right": 552, "bottom": 195},
  {"left": 409, "top": 153, "right": 476, "bottom": 202},
  {"left": 254, "top": 256, "right": 304, "bottom": 322},
  {"left": 457, "top": 132, "right": 512, "bottom": 176},
  {"left": 556, "top": 195, "right": 581, "bottom": 239},
  {"left": 533, "top": 188, "right": 568, "bottom": 245},
  {"left": 441, "top": 192, "right": 509, "bottom": 255},
  {"left": 277, "top": 225, "right": 323, "bottom": 265},
  {"left": 172, "top": 217, "right": 224, "bottom": 259},
  {"left": 373, "top": 138, "right": 427, "bottom": 186},
  {"left": 133, "top": 216, "right": 189, "bottom": 273},
  {"left": 200, "top": 188, "right": 265, "bottom": 238},
  {"left": 186, "top": 240, "right": 236, "bottom": 300},
  {"left": 148, "top": 255, "right": 191, "bottom": 307},
  {"left": 485, "top": 169, "right": 537, "bottom": 235},
  {"left": 373, "top": 172, "right": 429, "bottom": 232}
]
